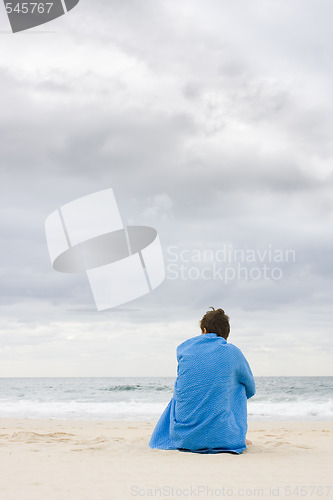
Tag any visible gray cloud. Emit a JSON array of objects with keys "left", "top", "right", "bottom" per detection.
[{"left": 0, "top": 0, "right": 332, "bottom": 375}]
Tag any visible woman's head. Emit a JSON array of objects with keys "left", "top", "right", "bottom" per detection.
[{"left": 200, "top": 307, "right": 230, "bottom": 339}]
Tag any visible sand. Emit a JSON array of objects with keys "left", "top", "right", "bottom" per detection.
[{"left": 0, "top": 418, "right": 332, "bottom": 500}]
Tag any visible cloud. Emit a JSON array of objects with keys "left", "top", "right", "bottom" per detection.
[{"left": 0, "top": 0, "right": 332, "bottom": 375}]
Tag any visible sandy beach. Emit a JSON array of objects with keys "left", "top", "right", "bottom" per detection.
[{"left": 0, "top": 418, "right": 332, "bottom": 500}]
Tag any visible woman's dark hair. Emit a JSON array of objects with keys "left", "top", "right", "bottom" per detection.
[{"left": 200, "top": 307, "right": 230, "bottom": 339}]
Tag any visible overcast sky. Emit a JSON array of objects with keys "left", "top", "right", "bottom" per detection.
[{"left": 0, "top": 0, "right": 332, "bottom": 377}]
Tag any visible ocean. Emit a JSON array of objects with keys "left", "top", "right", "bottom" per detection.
[{"left": 0, "top": 377, "right": 332, "bottom": 421}]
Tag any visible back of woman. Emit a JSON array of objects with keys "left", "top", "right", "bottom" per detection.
[{"left": 149, "top": 307, "right": 255, "bottom": 454}]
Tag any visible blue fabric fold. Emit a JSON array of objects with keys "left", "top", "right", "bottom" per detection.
[{"left": 149, "top": 333, "right": 255, "bottom": 454}]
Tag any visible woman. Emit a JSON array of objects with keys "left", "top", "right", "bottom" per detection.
[{"left": 149, "top": 307, "right": 255, "bottom": 454}]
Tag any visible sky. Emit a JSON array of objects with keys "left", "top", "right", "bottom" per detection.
[{"left": 0, "top": 0, "right": 332, "bottom": 377}]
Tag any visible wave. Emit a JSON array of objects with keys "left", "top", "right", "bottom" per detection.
[
  {"left": 248, "top": 399, "right": 333, "bottom": 420},
  {"left": 1, "top": 397, "right": 332, "bottom": 421},
  {"left": 1, "top": 377, "right": 332, "bottom": 421},
  {"left": 100, "top": 384, "right": 172, "bottom": 392},
  {"left": 0, "top": 399, "right": 167, "bottom": 421}
]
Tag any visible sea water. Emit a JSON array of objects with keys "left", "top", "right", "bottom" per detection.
[{"left": 0, "top": 377, "right": 332, "bottom": 421}]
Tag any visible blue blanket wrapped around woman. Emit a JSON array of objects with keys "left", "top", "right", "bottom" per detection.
[{"left": 149, "top": 333, "right": 255, "bottom": 454}]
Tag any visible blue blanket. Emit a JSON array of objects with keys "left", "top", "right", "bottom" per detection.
[{"left": 149, "top": 333, "right": 255, "bottom": 454}]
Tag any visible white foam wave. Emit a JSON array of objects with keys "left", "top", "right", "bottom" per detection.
[
  {"left": 248, "top": 399, "right": 333, "bottom": 420},
  {"left": 0, "top": 399, "right": 167, "bottom": 421},
  {"left": 1, "top": 397, "right": 332, "bottom": 421}
]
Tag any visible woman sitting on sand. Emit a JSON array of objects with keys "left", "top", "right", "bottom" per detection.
[{"left": 149, "top": 307, "right": 255, "bottom": 454}]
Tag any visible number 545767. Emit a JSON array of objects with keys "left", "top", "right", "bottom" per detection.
[{"left": 5, "top": 3, "right": 54, "bottom": 14}]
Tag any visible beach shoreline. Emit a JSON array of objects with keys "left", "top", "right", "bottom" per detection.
[{"left": 0, "top": 418, "right": 332, "bottom": 500}]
